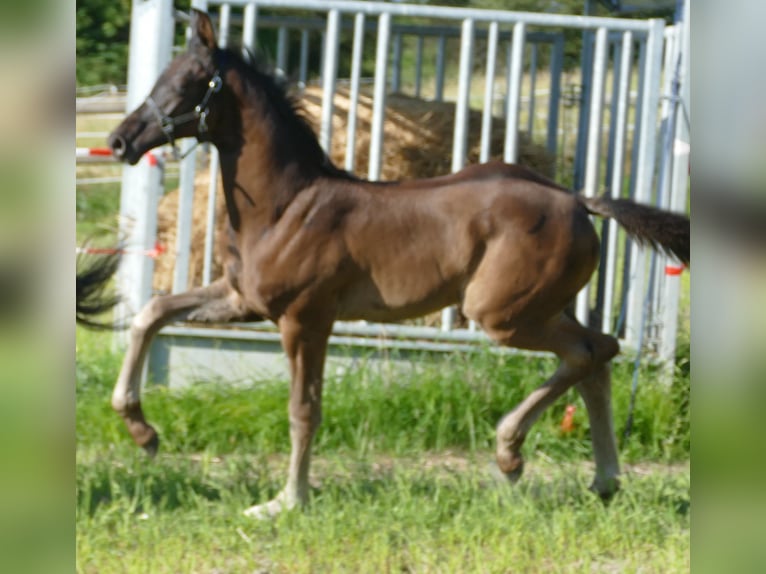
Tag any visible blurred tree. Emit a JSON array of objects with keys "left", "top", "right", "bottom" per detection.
[{"left": 76, "top": 0, "right": 132, "bottom": 86}]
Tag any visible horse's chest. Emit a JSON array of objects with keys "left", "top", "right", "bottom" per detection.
[{"left": 237, "top": 226, "right": 346, "bottom": 318}]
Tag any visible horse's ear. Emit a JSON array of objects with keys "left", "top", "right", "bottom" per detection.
[{"left": 189, "top": 9, "right": 217, "bottom": 52}]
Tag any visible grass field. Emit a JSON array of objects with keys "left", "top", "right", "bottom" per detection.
[{"left": 76, "top": 323, "right": 690, "bottom": 573}]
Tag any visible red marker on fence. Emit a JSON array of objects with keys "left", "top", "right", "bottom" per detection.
[
  {"left": 665, "top": 264, "right": 686, "bottom": 276},
  {"left": 560, "top": 404, "right": 576, "bottom": 434},
  {"left": 76, "top": 241, "right": 166, "bottom": 259}
]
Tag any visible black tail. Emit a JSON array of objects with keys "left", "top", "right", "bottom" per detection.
[
  {"left": 579, "top": 194, "right": 690, "bottom": 266},
  {"left": 76, "top": 252, "right": 121, "bottom": 329}
]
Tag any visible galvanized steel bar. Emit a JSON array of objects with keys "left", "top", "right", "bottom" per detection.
[
  {"left": 527, "top": 43, "right": 538, "bottom": 137},
  {"left": 368, "top": 12, "right": 391, "bottom": 181},
  {"left": 414, "top": 35, "right": 424, "bottom": 98},
  {"left": 345, "top": 12, "right": 366, "bottom": 172},
  {"left": 504, "top": 21, "right": 526, "bottom": 163},
  {"left": 619, "top": 37, "right": 645, "bottom": 341},
  {"left": 480, "top": 21, "right": 499, "bottom": 163},
  {"left": 392, "top": 33, "right": 403, "bottom": 93},
  {"left": 605, "top": 38, "right": 622, "bottom": 190},
  {"left": 602, "top": 31, "right": 633, "bottom": 334},
  {"left": 443, "top": 17, "right": 475, "bottom": 332},
  {"left": 202, "top": 148, "right": 219, "bottom": 286},
  {"left": 276, "top": 26, "right": 289, "bottom": 76},
  {"left": 242, "top": 3, "right": 257, "bottom": 51},
  {"left": 625, "top": 19, "right": 665, "bottom": 347},
  {"left": 451, "top": 18, "right": 475, "bottom": 173},
  {"left": 319, "top": 9, "right": 341, "bottom": 152},
  {"left": 218, "top": 3, "right": 231, "bottom": 48},
  {"left": 299, "top": 29, "right": 309, "bottom": 86},
  {"left": 216, "top": 0, "right": 654, "bottom": 33},
  {"left": 201, "top": 9, "right": 231, "bottom": 286},
  {"left": 575, "top": 26, "right": 608, "bottom": 325},
  {"left": 172, "top": 143, "right": 198, "bottom": 293},
  {"left": 659, "top": 0, "right": 689, "bottom": 369},
  {"left": 651, "top": 25, "right": 681, "bottom": 319},
  {"left": 434, "top": 35, "right": 446, "bottom": 102},
  {"left": 583, "top": 27, "right": 608, "bottom": 199},
  {"left": 546, "top": 34, "right": 563, "bottom": 160}
]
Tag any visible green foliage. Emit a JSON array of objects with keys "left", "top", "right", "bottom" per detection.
[{"left": 76, "top": 0, "right": 132, "bottom": 86}]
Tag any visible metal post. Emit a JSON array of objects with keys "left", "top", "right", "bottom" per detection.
[
  {"left": 601, "top": 31, "right": 633, "bottom": 334},
  {"left": 527, "top": 43, "right": 538, "bottom": 137},
  {"left": 201, "top": 9, "right": 232, "bottom": 286},
  {"left": 392, "top": 32, "right": 403, "bottom": 93},
  {"left": 172, "top": 143, "right": 197, "bottom": 293},
  {"left": 575, "top": 26, "right": 608, "bottom": 326},
  {"left": 117, "top": 0, "right": 173, "bottom": 328},
  {"left": 345, "top": 13, "right": 365, "bottom": 172},
  {"left": 625, "top": 19, "right": 665, "bottom": 348},
  {"left": 504, "top": 21, "right": 526, "bottom": 163},
  {"left": 434, "top": 35, "right": 446, "bottom": 102},
  {"left": 480, "top": 22, "right": 499, "bottom": 163},
  {"left": 217, "top": 3, "right": 231, "bottom": 49},
  {"left": 242, "top": 3, "right": 258, "bottom": 51},
  {"left": 451, "top": 19, "right": 475, "bottom": 173},
  {"left": 299, "top": 29, "right": 310, "bottom": 87},
  {"left": 618, "top": 37, "right": 646, "bottom": 341},
  {"left": 659, "top": 0, "right": 690, "bottom": 370},
  {"left": 443, "top": 18, "right": 475, "bottom": 331},
  {"left": 276, "top": 26, "right": 290, "bottom": 77},
  {"left": 546, "top": 34, "right": 563, "bottom": 163},
  {"left": 369, "top": 12, "right": 391, "bottom": 181},
  {"left": 319, "top": 9, "right": 340, "bottom": 153},
  {"left": 574, "top": 29, "right": 594, "bottom": 190},
  {"left": 414, "top": 35, "right": 424, "bottom": 98}
]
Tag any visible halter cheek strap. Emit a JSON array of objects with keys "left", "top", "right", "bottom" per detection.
[{"left": 144, "top": 71, "right": 222, "bottom": 160}]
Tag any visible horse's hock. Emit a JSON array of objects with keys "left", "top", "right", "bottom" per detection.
[{"left": 153, "top": 87, "right": 555, "bottom": 294}]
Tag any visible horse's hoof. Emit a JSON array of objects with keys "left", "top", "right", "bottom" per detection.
[
  {"left": 589, "top": 477, "right": 620, "bottom": 502},
  {"left": 243, "top": 496, "right": 294, "bottom": 520},
  {"left": 141, "top": 431, "right": 160, "bottom": 458},
  {"left": 497, "top": 451, "right": 524, "bottom": 483}
]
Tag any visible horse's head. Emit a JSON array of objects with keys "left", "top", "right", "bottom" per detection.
[{"left": 108, "top": 10, "right": 223, "bottom": 164}]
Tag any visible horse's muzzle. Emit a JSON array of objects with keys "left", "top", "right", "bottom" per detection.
[{"left": 107, "top": 133, "right": 134, "bottom": 163}]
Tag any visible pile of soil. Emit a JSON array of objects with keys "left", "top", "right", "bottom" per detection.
[{"left": 153, "top": 87, "right": 555, "bottom": 294}]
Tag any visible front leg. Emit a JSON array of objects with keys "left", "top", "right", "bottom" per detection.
[
  {"left": 244, "top": 311, "right": 333, "bottom": 519},
  {"left": 111, "top": 278, "right": 254, "bottom": 455}
]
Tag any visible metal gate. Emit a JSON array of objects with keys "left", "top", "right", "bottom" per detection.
[{"left": 115, "top": 0, "right": 690, "bottom": 387}]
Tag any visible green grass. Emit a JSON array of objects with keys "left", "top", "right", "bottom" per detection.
[{"left": 76, "top": 326, "right": 689, "bottom": 572}]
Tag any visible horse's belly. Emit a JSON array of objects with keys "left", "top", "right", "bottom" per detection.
[{"left": 336, "top": 275, "right": 461, "bottom": 322}]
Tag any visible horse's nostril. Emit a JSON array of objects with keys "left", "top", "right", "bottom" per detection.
[{"left": 110, "top": 135, "right": 127, "bottom": 158}]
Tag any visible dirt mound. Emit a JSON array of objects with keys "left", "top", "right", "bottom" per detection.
[{"left": 154, "top": 87, "right": 555, "bottom": 294}]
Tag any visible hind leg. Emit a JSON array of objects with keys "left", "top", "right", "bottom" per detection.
[
  {"left": 486, "top": 313, "right": 620, "bottom": 495},
  {"left": 111, "top": 278, "right": 256, "bottom": 455},
  {"left": 576, "top": 363, "right": 620, "bottom": 498}
]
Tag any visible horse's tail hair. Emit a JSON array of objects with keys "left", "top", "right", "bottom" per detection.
[
  {"left": 578, "top": 194, "right": 690, "bottom": 266},
  {"left": 76, "top": 251, "right": 122, "bottom": 329}
]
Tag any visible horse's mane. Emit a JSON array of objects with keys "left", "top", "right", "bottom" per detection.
[{"left": 216, "top": 47, "right": 356, "bottom": 181}]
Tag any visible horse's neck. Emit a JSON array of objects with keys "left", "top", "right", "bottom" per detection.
[{"left": 215, "top": 97, "right": 318, "bottom": 233}]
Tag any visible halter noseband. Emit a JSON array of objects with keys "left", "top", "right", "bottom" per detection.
[{"left": 144, "top": 71, "right": 223, "bottom": 160}]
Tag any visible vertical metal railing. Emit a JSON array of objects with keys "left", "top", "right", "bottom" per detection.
[
  {"left": 625, "top": 19, "right": 666, "bottom": 347},
  {"left": 503, "top": 22, "right": 525, "bottom": 163},
  {"left": 319, "top": 9, "right": 340, "bottom": 153},
  {"left": 368, "top": 12, "right": 391, "bottom": 181},
  {"left": 601, "top": 31, "right": 633, "bottom": 334},
  {"left": 345, "top": 13, "right": 366, "bottom": 172},
  {"left": 575, "top": 26, "right": 608, "bottom": 326},
  {"left": 479, "top": 22, "right": 499, "bottom": 164},
  {"left": 202, "top": 3, "right": 230, "bottom": 286}
]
